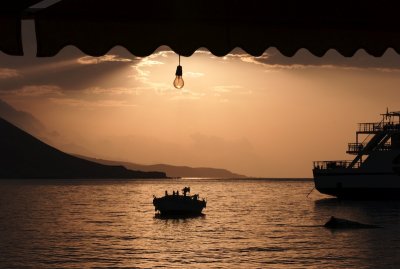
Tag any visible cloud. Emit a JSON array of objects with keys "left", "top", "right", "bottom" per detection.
[
  {"left": 238, "top": 54, "right": 269, "bottom": 66},
  {"left": 225, "top": 48, "right": 400, "bottom": 72},
  {"left": 213, "top": 85, "right": 242, "bottom": 93},
  {"left": 0, "top": 68, "right": 20, "bottom": 79},
  {"left": 1, "top": 85, "right": 63, "bottom": 97},
  {"left": 0, "top": 50, "right": 138, "bottom": 93},
  {"left": 77, "top": 54, "right": 132, "bottom": 65},
  {"left": 169, "top": 90, "right": 205, "bottom": 101},
  {"left": 49, "top": 97, "right": 136, "bottom": 108},
  {"left": 130, "top": 51, "right": 177, "bottom": 93},
  {"left": 212, "top": 85, "right": 251, "bottom": 101},
  {"left": 83, "top": 86, "right": 135, "bottom": 95},
  {"left": 185, "top": 72, "right": 204, "bottom": 78},
  {"left": 132, "top": 52, "right": 168, "bottom": 82},
  {"left": 138, "top": 81, "right": 172, "bottom": 94},
  {"left": 132, "top": 59, "right": 165, "bottom": 84},
  {"left": 131, "top": 50, "right": 208, "bottom": 95}
]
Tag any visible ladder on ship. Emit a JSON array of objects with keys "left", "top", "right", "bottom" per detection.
[
  {"left": 348, "top": 111, "right": 400, "bottom": 168},
  {"left": 349, "top": 131, "right": 389, "bottom": 168}
]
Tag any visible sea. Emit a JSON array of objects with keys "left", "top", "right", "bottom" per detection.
[{"left": 0, "top": 178, "right": 399, "bottom": 269}]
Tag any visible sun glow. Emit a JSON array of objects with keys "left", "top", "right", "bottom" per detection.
[{"left": 2, "top": 44, "right": 400, "bottom": 177}]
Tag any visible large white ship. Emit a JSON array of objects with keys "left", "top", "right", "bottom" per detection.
[{"left": 313, "top": 110, "right": 400, "bottom": 199}]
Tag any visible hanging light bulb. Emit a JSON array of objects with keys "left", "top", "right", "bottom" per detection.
[
  {"left": 173, "top": 66, "right": 184, "bottom": 89},
  {"left": 173, "top": 55, "right": 184, "bottom": 89}
]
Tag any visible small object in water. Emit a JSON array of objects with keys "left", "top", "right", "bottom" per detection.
[
  {"left": 324, "top": 216, "right": 381, "bottom": 229},
  {"left": 153, "top": 187, "right": 206, "bottom": 216}
]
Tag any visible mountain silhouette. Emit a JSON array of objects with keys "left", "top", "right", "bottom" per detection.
[
  {"left": 77, "top": 156, "right": 247, "bottom": 178},
  {"left": 0, "top": 117, "right": 166, "bottom": 179},
  {"left": 0, "top": 98, "right": 46, "bottom": 136}
]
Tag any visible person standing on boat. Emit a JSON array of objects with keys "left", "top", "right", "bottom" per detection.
[{"left": 182, "top": 187, "right": 190, "bottom": 196}]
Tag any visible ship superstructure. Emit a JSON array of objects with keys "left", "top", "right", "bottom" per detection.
[{"left": 313, "top": 110, "right": 400, "bottom": 198}]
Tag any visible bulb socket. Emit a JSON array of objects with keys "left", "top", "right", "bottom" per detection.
[{"left": 175, "top": 65, "right": 183, "bottom": 76}]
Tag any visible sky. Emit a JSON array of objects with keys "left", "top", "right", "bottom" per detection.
[{"left": 1, "top": 20, "right": 400, "bottom": 178}]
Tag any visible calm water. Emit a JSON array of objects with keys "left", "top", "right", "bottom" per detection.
[{"left": 0, "top": 178, "right": 399, "bottom": 269}]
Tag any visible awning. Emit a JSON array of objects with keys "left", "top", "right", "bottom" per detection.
[
  {"left": 0, "top": 0, "right": 42, "bottom": 55},
  {"left": 4, "top": 0, "right": 400, "bottom": 57}
]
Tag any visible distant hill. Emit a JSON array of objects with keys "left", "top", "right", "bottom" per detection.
[
  {"left": 0, "top": 98, "right": 46, "bottom": 136},
  {"left": 76, "top": 156, "right": 247, "bottom": 178},
  {"left": 0, "top": 117, "right": 166, "bottom": 179}
]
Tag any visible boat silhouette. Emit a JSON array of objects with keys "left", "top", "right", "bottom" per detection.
[
  {"left": 153, "top": 187, "right": 206, "bottom": 216},
  {"left": 313, "top": 109, "right": 400, "bottom": 199}
]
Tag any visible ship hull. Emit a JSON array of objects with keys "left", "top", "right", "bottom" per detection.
[
  {"left": 314, "top": 172, "right": 400, "bottom": 199},
  {"left": 153, "top": 196, "right": 206, "bottom": 215}
]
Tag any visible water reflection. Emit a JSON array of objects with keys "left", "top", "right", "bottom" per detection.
[
  {"left": 154, "top": 213, "right": 206, "bottom": 220},
  {"left": 314, "top": 198, "right": 400, "bottom": 269},
  {"left": 314, "top": 198, "right": 400, "bottom": 227},
  {"left": 0, "top": 179, "right": 399, "bottom": 268}
]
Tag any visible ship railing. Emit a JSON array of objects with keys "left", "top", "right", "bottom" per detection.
[
  {"left": 347, "top": 142, "right": 393, "bottom": 153},
  {"left": 313, "top": 160, "right": 360, "bottom": 170},
  {"left": 347, "top": 143, "right": 364, "bottom": 154},
  {"left": 358, "top": 122, "right": 400, "bottom": 133},
  {"left": 358, "top": 122, "right": 382, "bottom": 133},
  {"left": 382, "top": 123, "right": 400, "bottom": 132},
  {"left": 377, "top": 143, "right": 392, "bottom": 151},
  {"left": 348, "top": 142, "right": 393, "bottom": 153}
]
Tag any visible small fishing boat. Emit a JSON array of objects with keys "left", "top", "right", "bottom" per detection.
[{"left": 153, "top": 187, "right": 206, "bottom": 216}]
